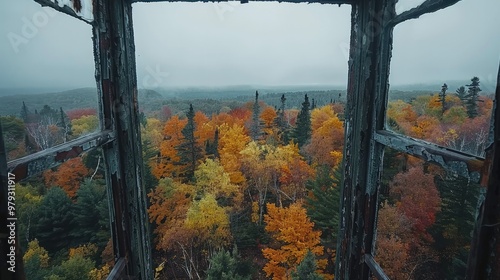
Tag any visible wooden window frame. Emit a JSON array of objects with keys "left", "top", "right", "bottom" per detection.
[{"left": 1, "top": 0, "right": 498, "bottom": 279}]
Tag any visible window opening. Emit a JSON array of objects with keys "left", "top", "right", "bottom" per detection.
[
  {"left": 387, "top": 0, "right": 498, "bottom": 157},
  {"left": 1, "top": 0, "right": 499, "bottom": 279},
  {"left": 376, "top": 148, "right": 483, "bottom": 279},
  {"left": 132, "top": 3, "right": 350, "bottom": 278},
  {"left": 0, "top": 2, "right": 98, "bottom": 162}
]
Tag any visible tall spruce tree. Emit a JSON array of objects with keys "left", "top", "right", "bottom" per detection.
[
  {"left": 205, "top": 128, "right": 220, "bottom": 159},
  {"left": 177, "top": 104, "right": 202, "bottom": 181},
  {"left": 431, "top": 174, "right": 481, "bottom": 279},
  {"left": 20, "top": 101, "right": 30, "bottom": 123},
  {"left": 32, "top": 187, "right": 75, "bottom": 253},
  {"left": 306, "top": 166, "right": 341, "bottom": 246},
  {"left": 58, "top": 107, "right": 72, "bottom": 142},
  {"left": 275, "top": 94, "right": 289, "bottom": 144},
  {"left": 291, "top": 250, "right": 324, "bottom": 280},
  {"left": 250, "top": 91, "right": 261, "bottom": 141},
  {"left": 206, "top": 247, "right": 252, "bottom": 280},
  {"left": 456, "top": 86, "right": 466, "bottom": 103},
  {"left": 465, "top": 77, "right": 481, "bottom": 118},
  {"left": 292, "top": 94, "right": 312, "bottom": 148},
  {"left": 439, "top": 83, "right": 448, "bottom": 114}
]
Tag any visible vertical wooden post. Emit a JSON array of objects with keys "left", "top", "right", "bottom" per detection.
[
  {"left": 336, "top": 0, "right": 395, "bottom": 279},
  {"left": 93, "top": 0, "right": 153, "bottom": 278},
  {"left": 466, "top": 65, "right": 500, "bottom": 279}
]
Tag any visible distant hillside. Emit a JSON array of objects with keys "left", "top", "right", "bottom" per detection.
[
  {"left": 0, "top": 82, "right": 494, "bottom": 118},
  {"left": 0, "top": 88, "right": 98, "bottom": 117},
  {"left": 0, "top": 88, "right": 165, "bottom": 117}
]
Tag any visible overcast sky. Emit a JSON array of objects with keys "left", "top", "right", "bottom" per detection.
[{"left": 0, "top": 0, "right": 498, "bottom": 91}]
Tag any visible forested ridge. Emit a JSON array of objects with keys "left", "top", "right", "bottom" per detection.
[{"left": 1, "top": 77, "right": 493, "bottom": 279}]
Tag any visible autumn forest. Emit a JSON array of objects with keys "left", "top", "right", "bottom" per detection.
[{"left": 0, "top": 77, "right": 493, "bottom": 279}]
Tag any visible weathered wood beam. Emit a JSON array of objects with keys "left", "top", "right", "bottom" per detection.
[
  {"left": 34, "top": 0, "right": 94, "bottom": 24},
  {"left": 466, "top": 65, "right": 500, "bottom": 279},
  {"left": 131, "top": 0, "right": 355, "bottom": 4},
  {"left": 391, "top": 0, "right": 461, "bottom": 26},
  {"left": 106, "top": 258, "right": 127, "bottom": 280},
  {"left": 7, "top": 130, "right": 115, "bottom": 181},
  {"left": 335, "top": 0, "right": 396, "bottom": 279},
  {"left": 93, "top": 0, "right": 153, "bottom": 278},
  {"left": 364, "top": 255, "right": 390, "bottom": 280},
  {"left": 374, "top": 130, "right": 484, "bottom": 178}
]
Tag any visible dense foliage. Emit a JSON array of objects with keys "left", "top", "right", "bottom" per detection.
[{"left": 4, "top": 79, "right": 493, "bottom": 279}]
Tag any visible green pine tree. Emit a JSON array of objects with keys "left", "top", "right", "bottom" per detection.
[
  {"left": 250, "top": 91, "right": 262, "bottom": 141},
  {"left": 20, "top": 101, "right": 30, "bottom": 123},
  {"left": 439, "top": 83, "right": 448, "bottom": 114},
  {"left": 306, "top": 166, "right": 341, "bottom": 246},
  {"left": 206, "top": 247, "right": 252, "bottom": 280},
  {"left": 274, "top": 94, "right": 290, "bottom": 144},
  {"left": 465, "top": 77, "right": 481, "bottom": 118},
  {"left": 291, "top": 250, "right": 324, "bottom": 280},
  {"left": 456, "top": 86, "right": 467, "bottom": 105},
  {"left": 292, "top": 94, "right": 312, "bottom": 148},
  {"left": 431, "top": 174, "right": 481, "bottom": 279},
  {"left": 177, "top": 104, "right": 202, "bottom": 181},
  {"left": 58, "top": 107, "right": 72, "bottom": 142},
  {"left": 71, "top": 179, "right": 110, "bottom": 249},
  {"left": 205, "top": 128, "right": 220, "bottom": 159},
  {"left": 32, "top": 187, "right": 75, "bottom": 254}
]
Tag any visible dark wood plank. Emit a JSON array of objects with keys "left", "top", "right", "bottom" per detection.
[
  {"left": 374, "top": 130, "right": 484, "bottom": 178},
  {"left": 466, "top": 64, "right": 500, "bottom": 279},
  {"left": 133, "top": 0, "right": 354, "bottom": 4},
  {"left": 364, "top": 254, "right": 390, "bottom": 280},
  {"left": 106, "top": 258, "right": 127, "bottom": 280},
  {"left": 335, "top": 0, "right": 396, "bottom": 279},
  {"left": 93, "top": 0, "right": 153, "bottom": 278},
  {"left": 34, "top": 0, "right": 94, "bottom": 23},
  {"left": 391, "top": 0, "right": 461, "bottom": 26},
  {"left": 7, "top": 130, "right": 115, "bottom": 181}
]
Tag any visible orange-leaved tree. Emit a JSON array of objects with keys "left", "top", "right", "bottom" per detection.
[
  {"left": 262, "top": 202, "right": 329, "bottom": 280},
  {"left": 304, "top": 105, "right": 344, "bottom": 167},
  {"left": 152, "top": 115, "right": 187, "bottom": 179},
  {"left": 44, "top": 157, "right": 89, "bottom": 198},
  {"left": 147, "top": 178, "right": 195, "bottom": 251}
]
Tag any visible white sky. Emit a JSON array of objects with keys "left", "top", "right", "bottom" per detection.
[{"left": 0, "top": 0, "right": 498, "bottom": 90}]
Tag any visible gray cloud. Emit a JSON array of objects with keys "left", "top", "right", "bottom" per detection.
[{"left": 0, "top": 0, "right": 498, "bottom": 91}]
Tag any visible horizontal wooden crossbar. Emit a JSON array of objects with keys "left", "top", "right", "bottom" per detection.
[{"left": 7, "top": 130, "right": 115, "bottom": 181}]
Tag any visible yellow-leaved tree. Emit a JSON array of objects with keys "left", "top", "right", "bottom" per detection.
[
  {"left": 194, "top": 158, "right": 242, "bottom": 209},
  {"left": 262, "top": 202, "right": 330, "bottom": 280},
  {"left": 185, "top": 194, "right": 232, "bottom": 250},
  {"left": 23, "top": 239, "right": 50, "bottom": 268},
  {"left": 218, "top": 123, "right": 250, "bottom": 184}
]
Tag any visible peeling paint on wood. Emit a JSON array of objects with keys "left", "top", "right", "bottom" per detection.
[
  {"left": 391, "top": 0, "right": 461, "bottom": 25},
  {"left": 35, "top": 0, "right": 94, "bottom": 23},
  {"left": 374, "top": 130, "right": 484, "bottom": 180},
  {"left": 7, "top": 130, "right": 114, "bottom": 181},
  {"left": 336, "top": 0, "right": 396, "bottom": 279},
  {"left": 466, "top": 65, "right": 500, "bottom": 279},
  {"left": 93, "top": 0, "right": 153, "bottom": 278},
  {"left": 133, "top": 0, "right": 354, "bottom": 4}
]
